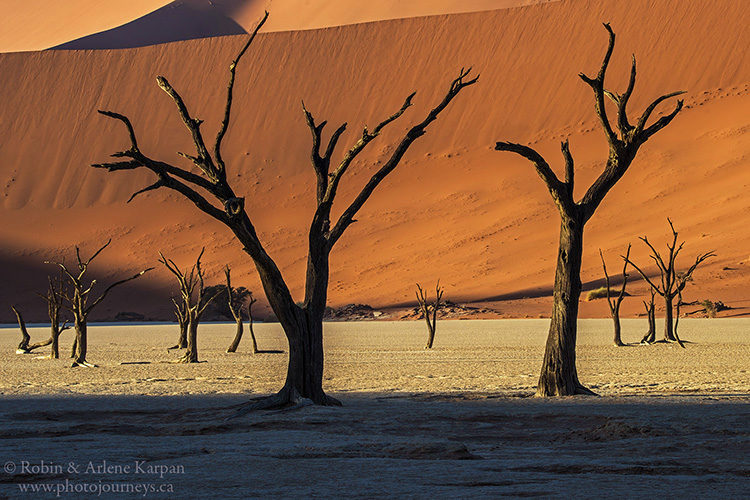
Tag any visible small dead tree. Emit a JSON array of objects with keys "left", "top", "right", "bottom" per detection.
[
  {"left": 641, "top": 289, "right": 657, "bottom": 344},
  {"left": 225, "top": 266, "right": 259, "bottom": 353},
  {"left": 495, "top": 24, "right": 685, "bottom": 395},
  {"left": 37, "top": 275, "right": 71, "bottom": 358},
  {"left": 416, "top": 281, "right": 444, "bottom": 349},
  {"left": 600, "top": 244, "right": 630, "bottom": 346},
  {"left": 167, "top": 296, "right": 189, "bottom": 350},
  {"left": 47, "top": 240, "right": 153, "bottom": 367},
  {"left": 624, "top": 219, "right": 714, "bottom": 347},
  {"left": 12, "top": 306, "right": 32, "bottom": 354},
  {"left": 93, "top": 12, "right": 477, "bottom": 407},
  {"left": 159, "top": 249, "right": 220, "bottom": 363}
]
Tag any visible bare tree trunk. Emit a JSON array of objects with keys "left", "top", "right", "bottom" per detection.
[
  {"left": 12, "top": 306, "right": 31, "bottom": 353},
  {"left": 424, "top": 318, "right": 436, "bottom": 349},
  {"left": 641, "top": 294, "right": 656, "bottom": 344},
  {"left": 248, "top": 301, "right": 259, "bottom": 354},
  {"left": 178, "top": 318, "right": 199, "bottom": 363},
  {"left": 226, "top": 318, "right": 244, "bottom": 353},
  {"left": 280, "top": 309, "right": 327, "bottom": 403},
  {"left": 176, "top": 320, "right": 188, "bottom": 349},
  {"left": 664, "top": 295, "right": 675, "bottom": 341},
  {"left": 70, "top": 335, "right": 78, "bottom": 359},
  {"left": 71, "top": 319, "right": 91, "bottom": 367},
  {"left": 13, "top": 305, "right": 59, "bottom": 355},
  {"left": 612, "top": 311, "right": 623, "bottom": 347},
  {"left": 673, "top": 289, "right": 685, "bottom": 348},
  {"left": 537, "top": 216, "right": 594, "bottom": 396},
  {"left": 50, "top": 331, "right": 61, "bottom": 359}
]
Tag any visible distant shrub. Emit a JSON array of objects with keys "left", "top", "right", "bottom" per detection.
[
  {"left": 586, "top": 286, "right": 631, "bottom": 301},
  {"left": 586, "top": 287, "right": 609, "bottom": 301},
  {"left": 701, "top": 300, "right": 728, "bottom": 318}
]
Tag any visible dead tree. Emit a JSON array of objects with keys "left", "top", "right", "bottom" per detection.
[
  {"left": 495, "top": 24, "right": 685, "bottom": 395},
  {"left": 225, "top": 266, "right": 258, "bottom": 353},
  {"left": 624, "top": 219, "right": 714, "bottom": 347},
  {"left": 12, "top": 306, "right": 31, "bottom": 354},
  {"left": 36, "top": 275, "right": 70, "bottom": 358},
  {"left": 93, "top": 12, "right": 477, "bottom": 408},
  {"left": 599, "top": 245, "right": 630, "bottom": 346},
  {"left": 167, "top": 297, "right": 189, "bottom": 350},
  {"left": 159, "top": 249, "right": 219, "bottom": 363},
  {"left": 47, "top": 240, "right": 153, "bottom": 367},
  {"left": 416, "top": 281, "right": 444, "bottom": 349},
  {"left": 640, "top": 289, "right": 656, "bottom": 344}
]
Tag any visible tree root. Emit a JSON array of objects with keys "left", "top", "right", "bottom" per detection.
[
  {"left": 173, "top": 357, "right": 201, "bottom": 364},
  {"left": 226, "top": 387, "right": 342, "bottom": 420},
  {"left": 71, "top": 361, "right": 98, "bottom": 368},
  {"left": 573, "top": 384, "right": 599, "bottom": 396},
  {"left": 536, "top": 382, "right": 599, "bottom": 397}
]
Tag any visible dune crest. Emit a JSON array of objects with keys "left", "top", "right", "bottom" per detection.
[
  {"left": 1, "top": 0, "right": 556, "bottom": 53},
  {"left": 52, "top": 1, "right": 247, "bottom": 50}
]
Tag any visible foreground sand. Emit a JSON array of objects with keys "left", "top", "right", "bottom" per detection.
[{"left": 0, "top": 320, "right": 747, "bottom": 497}]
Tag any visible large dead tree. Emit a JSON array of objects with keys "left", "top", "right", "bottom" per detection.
[
  {"left": 495, "top": 24, "right": 685, "bottom": 396},
  {"left": 624, "top": 219, "right": 714, "bottom": 347},
  {"left": 225, "top": 266, "right": 258, "bottom": 353},
  {"left": 47, "top": 240, "right": 152, "bottom": 367},
  {"left": 93, "top": 12, "right": 477, "bottom": 407},
  {"left": 416, "top": 281, "right": 444, "bottom": 349},
  {"left": 600, "top": 245, "right": 630, "bottom": 346},
  {"left": 159, "top": 249, "right": 219, "bottom": 363}
]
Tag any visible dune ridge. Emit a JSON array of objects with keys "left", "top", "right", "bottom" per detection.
[
  {"left": 0, "top": 0, "right": 556, "bottom": 53},
  {"left": 0, "top": 0, "right": 748, "bottom": 321}
]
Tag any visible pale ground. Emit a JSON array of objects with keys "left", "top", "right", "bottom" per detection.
[{"left": 0, "top": 319, "right": 747, "bottom": 498}]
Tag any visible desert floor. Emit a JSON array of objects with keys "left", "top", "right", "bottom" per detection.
[{"left": 0, "top": 319, "right": 748, "bottom": 498}]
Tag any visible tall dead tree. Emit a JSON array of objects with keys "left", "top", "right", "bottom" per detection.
[
  {"left": 641, "top": 289, "right": 656, "bottom": 344},
  {"left": 159, "top": 249, "right": 219, "bottom": 363},
  {"left": 93, "top": 12, "right": 477, "bottom": 407},
  {"left": 600, "top": 245, "right": 630, "bottom": 346},
  {"left": 416, "top": 281, "right": 444, "bottom": 349},
  {"left": 495, "top": 24, "right": 685, "bottom": 395},
  {"left": 47, "top": 240, "right": 152, "bottom": 367},
  {"left": 167, "top": 296, "right": 189, "bottom": 350},
  {"left": 225, "top": 266, "right": 258, "bottom": 353},
  {"left": 624, "top": 219, "right": 714, "bottom": 347}
]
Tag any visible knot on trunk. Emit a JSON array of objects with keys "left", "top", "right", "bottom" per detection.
[{"left": 224, "top": 197, "right": 245, "bottom": 216}]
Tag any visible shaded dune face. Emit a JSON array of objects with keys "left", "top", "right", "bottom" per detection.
[
  {"left": 52, "top": 0, "right": 248, "bottom": 50},
  {"left": 0, "top": 0, "right": 748, "bottom": 322}
]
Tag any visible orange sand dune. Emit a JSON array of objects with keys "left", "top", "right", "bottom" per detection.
[
  {"left": 0, "top": 0, "right": 748, "bottom": 322},
  {"left": 0, "top": 0, "right": 554, "bottom": 53}
]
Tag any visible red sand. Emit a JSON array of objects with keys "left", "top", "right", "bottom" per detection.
[{"left": 0, "top": 0, "right": 748, "bottom": 321}]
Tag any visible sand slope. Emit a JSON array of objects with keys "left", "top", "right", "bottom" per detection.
[
  {"left": 0, "top": 0, "right": 554, "bottom": 53},
  {"left": 0, "top": 0, "right": 748, "bottom": 321}
]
